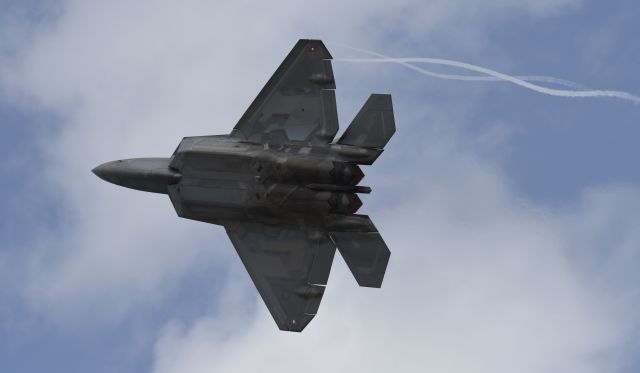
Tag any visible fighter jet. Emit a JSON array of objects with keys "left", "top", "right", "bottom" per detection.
[{"left": 93, "top": 39, "right": 394, "bottom": 332}]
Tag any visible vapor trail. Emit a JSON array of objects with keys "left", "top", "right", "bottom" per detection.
[
  {"left": 333, "top": 46, "right": 640, "bottom": 104},
  {"left": 337, "top": 45, "right": 585, "bottom": 89}
]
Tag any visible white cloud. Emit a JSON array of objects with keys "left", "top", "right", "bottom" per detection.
[
  {"left": 151, "top": 142, "right": 640, "bottom": 373},
  {"left": 3, "top": 0, "right": 582, "bottom": 326},
  {"left": 6, "top": 1, "right": 640, "bottom": 372}
]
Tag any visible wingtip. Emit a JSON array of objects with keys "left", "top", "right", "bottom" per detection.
[
  {"left": 296, "top": 39, "right": 332, "bottom": 59},
  {"left": 276, "top": 313, "right": 316, "bottom": 332}
]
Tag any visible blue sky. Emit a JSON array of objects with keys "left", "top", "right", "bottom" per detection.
[{"left": 1, "top": 1, "right": 639, "bottom": 372}]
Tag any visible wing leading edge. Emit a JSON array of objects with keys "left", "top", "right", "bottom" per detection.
[
  {"left": 230, "top": 39, "right": 338, "bottom": 145},
  {"left": 224, "top": 221, "right": 336, "bottom": 332}
]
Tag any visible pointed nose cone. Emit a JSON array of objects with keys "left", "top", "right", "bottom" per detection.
[
  {"left": 92, "top": 158, "right": 181, "bottom": 194},
  {"left": 92, "top": 161, "right": 119, "bottom": 183},
  {"left": 92, "top": 165, "right": 101, "bottom": 177}
]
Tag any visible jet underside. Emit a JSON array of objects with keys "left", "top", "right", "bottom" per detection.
[
  {"left": 167, "top": 135, "right": 380, "bottom": 230},
  {"left": 93, "top": 39, "right": 395, "bottom": 332}
]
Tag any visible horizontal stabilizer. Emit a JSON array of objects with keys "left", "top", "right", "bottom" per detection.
[
  {"left": 337, "top": 94, "right": 395, "bottom": 149},
  {"left": 330, "top": 220, "right": 390, "bottom": 288}
]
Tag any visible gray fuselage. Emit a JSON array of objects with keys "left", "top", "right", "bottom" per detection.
[{"left": 93, "top": 135, "right": 380, "bottom": 231}]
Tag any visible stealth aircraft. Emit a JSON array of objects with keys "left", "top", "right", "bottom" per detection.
[{"left": 93, "top": 39, "right": 395, "bottom": 332}]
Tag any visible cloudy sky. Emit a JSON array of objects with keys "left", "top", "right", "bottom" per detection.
[{"left": 1, "top": 0, "right": 639, "bottom": 372}]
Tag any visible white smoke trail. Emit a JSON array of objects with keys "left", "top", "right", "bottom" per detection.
[
  {"left": 339, "top": 45, "right": 585, "bottom": 89},
  {"left": 333, "top": 46, "right": 640, "bottom": 104}
]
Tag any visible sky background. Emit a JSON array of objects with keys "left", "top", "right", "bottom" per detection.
[{"left": 1, "top": 0, "right": 639, "bottom": 372}]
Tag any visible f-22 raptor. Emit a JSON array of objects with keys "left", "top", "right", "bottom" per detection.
[{"left": 93, "top": 39, "right": 395, "bottom": 332}]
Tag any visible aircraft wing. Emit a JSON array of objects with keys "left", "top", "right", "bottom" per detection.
[
  {"left": 224, "top": 221, "right": 336, "bottom": 332},
  {"left": 230, "top": 39, "right": 339, "bottom": 145}
]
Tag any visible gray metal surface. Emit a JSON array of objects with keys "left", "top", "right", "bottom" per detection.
[
  {"left": 338, "top": 94, "right": 396, "bottom": 149},
  {"left": 93, "top": 39, "right": 396, "bottom": 332},
  {"left": 231, "top": 40, "right": 338, "bottom": 145},
  {"left": 226, "top": 222, "right": 335, "bottom": 332}
]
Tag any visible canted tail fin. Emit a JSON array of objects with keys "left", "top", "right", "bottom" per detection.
[{"left": 337, "top": 94, "right": 396, "bottom": 149}]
